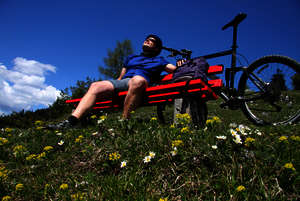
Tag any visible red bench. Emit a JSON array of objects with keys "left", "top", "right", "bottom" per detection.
[{"left": 66, "top": 65, "right": 223, "bottom": 125}]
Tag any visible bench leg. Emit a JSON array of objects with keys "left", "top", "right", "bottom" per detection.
[
  {"left": 157, "top": 104, "right": 166, "bottom": 124},
  {"left": 174, "top": 97, "right": 208, "bottom": 128}
]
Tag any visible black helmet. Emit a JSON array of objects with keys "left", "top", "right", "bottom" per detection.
[{"left": 145, "top": 34, "right": 163, "bottom": 55}]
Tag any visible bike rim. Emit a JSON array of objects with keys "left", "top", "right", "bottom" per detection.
[{"left": 240, "top": 56, "right": 300, "bottom": 125}]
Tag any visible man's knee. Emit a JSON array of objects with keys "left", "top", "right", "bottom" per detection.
[
  {"left": 88, "top": 81, "right": 114, "bottom": 95},
  {"left": 128, "top": 76, "right": 148, "bottom": 91}
]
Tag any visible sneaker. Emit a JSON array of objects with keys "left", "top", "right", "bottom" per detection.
[{"left": 46, "top": 116, "right": 80, "bottom": 130}]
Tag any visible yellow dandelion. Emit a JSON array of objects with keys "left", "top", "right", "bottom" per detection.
[
  {"left": 150, "top": 117, "right": 157, "bottom": 121},
  {"left": 245, "top": 137, "right": 255, "bottom": 143},
  {"left": 43, "top": 146, "right": 54, "bottom": 152},
  {"left": 26, "top": 154, "right": 37, "bottom": 161},
  {"left": 290, "top": 135, "right": 300, "bottom": 142},
  {"left": 15, "top": 183, "right": 24, "bottom": 191},
  {"left": 172, "top": 140, "right": 184, "bottom": 148},
  {"left": 4, "top": 128, "right": 12, "bottom": 133},
  {"left": 0, "top": 137, "right": 9, "bottom": 146},
  {"left": 1, "top": 196, "right": 12, "bottom": 201},
  {"left": 236, "top": 185, "right": 246, "bottom": 192},
  {"left": 279, "top": 136, "right": 288, "bottom": 142},
  {"left": 34, "top": 120, "right": 43, "bottom": 126},
  {"left": 159, "top": 198, "right": 168, "bottom": 201},
  {"left": 37, "top": 152, "right": 46, "bottom": 160},
  {"left": 59, "top": 183, "right": 68, "bottom": 190},
  {"left": 75, "top": 135, "right": 84, "bottom": 143},
  {"left": 180, "top": 127, "right": 190, "bottom": 134},
  {"left": 284, "top": 163, "right": 296, "bottom": 171}
]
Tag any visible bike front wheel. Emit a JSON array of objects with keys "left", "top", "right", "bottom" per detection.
[{"left": 238, "top": 55, "right": 300, "bottom": 125}]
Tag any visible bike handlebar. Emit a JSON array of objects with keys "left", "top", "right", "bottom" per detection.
[{"left": 162, "top": 46, "right": 192, "bottom": 59}]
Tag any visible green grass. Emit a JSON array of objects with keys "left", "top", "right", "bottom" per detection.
[{"left": 0, "top": 101, "right": 299, "bottom": 201}]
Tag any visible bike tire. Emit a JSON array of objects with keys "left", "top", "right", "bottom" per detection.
[
  {"left": 238, "top": 55, "right": 300, "bottom": 125},
  {"left": 173, "top": 97, "right": 208, "bottom": 128}
]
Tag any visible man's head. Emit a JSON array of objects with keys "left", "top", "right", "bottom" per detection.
[{"left": 142, "top": 34, "right": 163, "bottom": 57}]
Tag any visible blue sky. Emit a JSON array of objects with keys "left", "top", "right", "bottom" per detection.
[{"left": 0, "top": 0, "right": 299, "bottom": 114}]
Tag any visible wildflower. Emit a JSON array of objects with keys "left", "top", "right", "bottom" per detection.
[
  {"left": 34, "top": 120, "right": 43, "bottom": 126},
  {"left": 1, "top": 196, "right": 12, "bottom": 201},
  {"left": 171, "top": 148, "right": 178, "bottom": 156},
  {"left": 254, "top": 129, "right": 262, "bottom": 136},
  {"left": 284, "top": 163, "right": 296, "bottom": 171},
  {"left": 236, "top": 185, "right": 246, "bottom": 192},
  {"left": 290, "top": 135, "right": 300, "bottom": 142},
  {"left": 71, "top": 192, "right": 88, "bottom": 200},
  {"left": 120, "top": 161, "right": 127, "bottom": 168},
  {"left": 180, "top": 127, "right": 190, "bottom": 134},
  {"left": 5, "top": 128, "right": 12, "bottom": 132},
  {"left": 149, "top": 151, "right": 156, "bottom": 159},
  {"left": 36, "top": 126, "right": 44, "bottom": 130},
  {"left": 216, "top": 136, "right": 227, "bottom": 140},
  {"left": 229, "top": 123, "right": 237, "bottom": 128},
  {"left": 56, "top": 132, "right": 62, "bottom": 136},
  {"left": 0, "top": 166, "right": 9, "bottom": 180},
  {"left": 75, "top": 135, "right": 84, "bottom": 143},
  {"left": 13, "top": 145, "right": 27, "bottom": 157},
  {"left": 26, "top": 154, "right": 37, "bottom": 161},
  {"left": 245, "top": 137, "right": 255, "bottom": 143},
  {"left": 279, "top": 136, "right": 288, "bottom": 142},
  {"left": 212, "top": 116, "right": 222, "bottom": 123},
  {"left": 90, "top": 115, "right": 97, "bottom": 119},
  {"left": 92, "top": 131, "right": 98, "bottom": 136},
  {"left": 233, "top": 134, "right": 242, "bottom": 144},
  {"left": 58, "top": 140, "right": 64, "bottom": 146},
  {"left": 37, "top": 152, "right": 46, "bottom": 160},
  {"left": 15, "top": 183, "right": 24, "bottom": 191},
  {"left": 170, "top": 124, "right": 175, "bottom": 128},
  {"left": 150, "top": 117, "right": 157, "bottom": 121},
  {"left": 59, "top": 183, "right": 68, "bottom": 190},
  {"left": 159, "top": 198, "right": 168, "bottom": 201},
  {"left": 109, "top": 152, "right": 121, "bottom": 161},
  {"left": 0, "top": 137, "right": 9, "bottom": 146},
  {"left": 143, "top": 156, "right": 151, "bottom": 163},
  {"left": 175, "top": 113, "right": 191, "bottom": 124},
  {"left": 97, "top": 115, "right": 107, "bottom": 124},
  {"left": 230, "top": 129, "right": 237, "bottom": 136},
  {"left": 172, "top": 140, "right": 184, "bottom": 148},
  {"left": 211, "top": 145, "right": 218, "bottom": 149},
  {"left": 43, "top": 146, "right": 54, "bottom": 152}
]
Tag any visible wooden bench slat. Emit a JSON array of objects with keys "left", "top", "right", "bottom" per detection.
[{"left": 66, "top": 65, "right": 224, "bottom": 110}]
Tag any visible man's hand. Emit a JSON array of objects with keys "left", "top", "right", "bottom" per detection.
[{"left": 176, "top": 59, "right": 186, "bottom": 67}]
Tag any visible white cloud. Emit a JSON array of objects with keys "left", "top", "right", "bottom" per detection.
[{"left": 0, "top": 58, "right": 61, "bottom": 115}]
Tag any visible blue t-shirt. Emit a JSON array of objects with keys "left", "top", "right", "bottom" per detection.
[{"left": 123, "top": 54, "right": 169, "bottom": 84}]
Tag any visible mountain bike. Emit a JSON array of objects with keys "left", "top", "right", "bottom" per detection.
[{"left": 163, "top": 13, "right": 300, "bottom": 126}]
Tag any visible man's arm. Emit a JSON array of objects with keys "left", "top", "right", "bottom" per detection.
[
  {"left": 164, "top": 64, "right": 177, "bottom": 73},
  {"left": 117, "top": 67, "right": 127, "bottom": 80},
  {"left": 165, "top": 59, "right": 186, "bottom": 73}
]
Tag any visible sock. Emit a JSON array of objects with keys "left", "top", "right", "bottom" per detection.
[{"left": 68, "top": 115, "right": 80, "bottom": 126}]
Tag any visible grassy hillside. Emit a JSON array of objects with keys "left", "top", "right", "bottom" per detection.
[{"left": 0, "top": 100, "right": 299, "bottom": 200}]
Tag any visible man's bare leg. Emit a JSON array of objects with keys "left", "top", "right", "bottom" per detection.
[
  {"left": 123, "top": 76, "right": 148, "bottom": 119},
  {"left": 72, "top": 81, "right": 114, "bottom": 119}
]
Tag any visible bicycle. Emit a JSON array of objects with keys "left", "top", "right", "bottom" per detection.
[{"left": 163, "top": 13, "right": 300, "bottom": 126}]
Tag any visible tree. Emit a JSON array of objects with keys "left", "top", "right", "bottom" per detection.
[
  {"left": 291, "top": 73, "right": 300, "bottom": 90},
  {"left": 98, "top": 39, "right": 134, "bottom": 79},
  {"left": 271, "top": 69, "right": 287, "bottom": 91}
]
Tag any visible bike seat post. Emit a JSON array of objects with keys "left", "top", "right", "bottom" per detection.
[{"left": 230, "top": 24, "right": 238, "bottom": 92}]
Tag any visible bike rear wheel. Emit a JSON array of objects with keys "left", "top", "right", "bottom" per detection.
[{"left": 238, "top": 55, "right": 300, "bottom": 125}]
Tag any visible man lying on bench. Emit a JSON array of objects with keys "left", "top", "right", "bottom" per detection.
[{"left": 48, "top": 34, "right": 179, "bottom": 129}]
